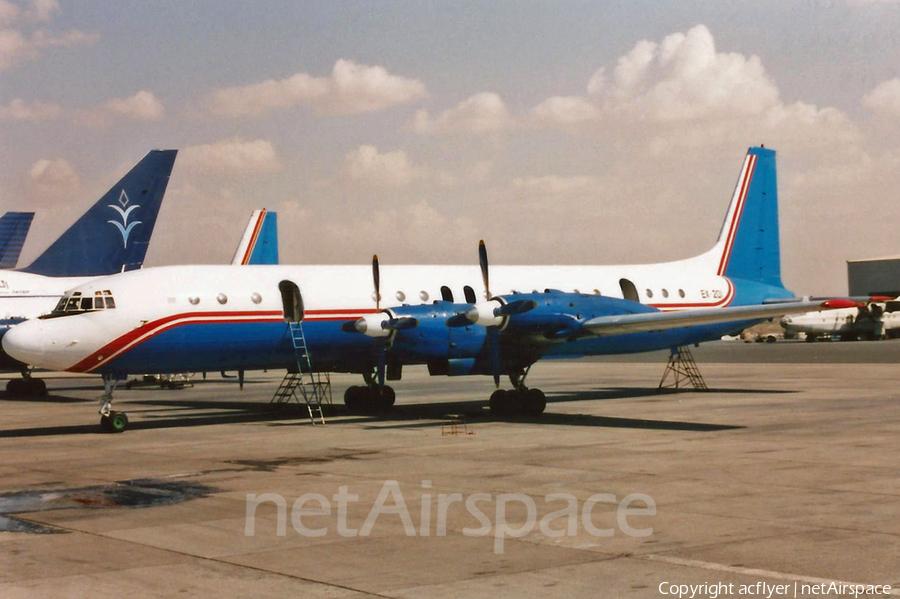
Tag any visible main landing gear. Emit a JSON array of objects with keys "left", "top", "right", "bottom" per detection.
[
  {"left": 5, "top": 371, "right": 47, "bottom": 397},
  {"left": 489, "top": 368, "right": 546, "bottom": 417},
  {"left": 99, "top": 374, "right": 128, "bottom": 433},
  {"left": 343, "top": 372, "right": 396, "bottom": 413}
]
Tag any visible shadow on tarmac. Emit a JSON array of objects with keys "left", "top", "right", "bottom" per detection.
[{"left": 0, "top": 385, "right": 759, "bottom": 437}]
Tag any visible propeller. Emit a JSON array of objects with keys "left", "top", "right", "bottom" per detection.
[
  {"left": 340, "top": 254, "right": 417, "bottom": 391},
  {"left": 446, "top": 240, "right": 536, "bottom": 387}
]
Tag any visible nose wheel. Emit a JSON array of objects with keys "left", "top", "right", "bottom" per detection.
[
  {"left": 100, "top": 411, "right": 129, "bottom": 433},
  {"left": 98, "top": 374, "right": 129, "bottom": 433}
]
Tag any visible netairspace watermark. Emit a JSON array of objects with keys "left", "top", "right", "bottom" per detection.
[
  {"left": 245, "top": 479, "right": 656, "bottom": 553},
  {"left": 659, "top": 581, "right": 893, "bottom": 598}
]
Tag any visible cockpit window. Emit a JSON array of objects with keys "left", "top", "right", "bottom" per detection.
[{"left": 43, "top": 289, "right": 117, "bottom": 319}]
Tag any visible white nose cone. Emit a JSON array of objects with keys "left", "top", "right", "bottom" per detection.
[{"left": 2, "top": 320, "right": 46, "bottom": 366}]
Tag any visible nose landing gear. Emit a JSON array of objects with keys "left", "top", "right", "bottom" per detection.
[{"left": 99, "top": 374, "right": 128, "bottom": 433}]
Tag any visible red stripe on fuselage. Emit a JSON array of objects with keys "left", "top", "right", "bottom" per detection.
[
  {"left": 648, "top": 279, "right": 734, "bottom": 311},
  {"left": 69, "top": 308, "right": 378, "bottom": 373}
]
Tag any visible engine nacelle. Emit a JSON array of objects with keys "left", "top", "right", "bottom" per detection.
[
  {"left": 465, "top": 300, "right": 505, "bottom": 328},
  {"left": 354, "top": 313, "right": 393, "bottom": 338}
]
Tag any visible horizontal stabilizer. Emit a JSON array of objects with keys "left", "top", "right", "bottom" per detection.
[{"left": 0, "top": 212, "right": 35, "bottom": 269}]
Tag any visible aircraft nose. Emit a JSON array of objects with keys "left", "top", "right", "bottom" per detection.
[
  {"left": 2, "top": 320, "right": 45, "bottom": 366},
  {"left": 780, "top": 316, "right": 791, "bottom": 327}
]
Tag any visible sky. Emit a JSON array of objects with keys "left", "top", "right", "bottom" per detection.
[{"left": 2, "top": 0, "right": 900, "bottom": 294}]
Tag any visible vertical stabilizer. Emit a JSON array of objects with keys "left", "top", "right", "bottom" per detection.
[
  {"left": 0, "top": 212, "right": 34, "bottom": 269},
  {"left": 709, "top": 147, "right": 783, "bottom": 288},
  {"left": 232, "top": 209, "right": 279, "bottom": 265},
  {"left": 21, "top": 149, "right": 177, "bottom": 277}
]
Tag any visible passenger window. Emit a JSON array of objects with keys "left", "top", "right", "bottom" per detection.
[
  {"left": 646, "top": 289, "right": 654, "bottom": 299},
  {"left": 440, "top": 285, "right": 453, "bottom": 302},
  {"left": 678, "top": 289, "right": 685, "bottom": 298},
  {"left": 463, "top": 285, "right": 476, "bottom": 303},
  {"left": 662, "top": 289, "right": 669, "bottom": 298}
]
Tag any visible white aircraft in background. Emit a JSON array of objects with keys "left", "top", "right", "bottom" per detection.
[
  {"left": 0, "top": 150, "right": 177, "bottom": 396},
  {"left": 781, "top": 299, "right": 900, "bottom": 341},
  {"left": 3, "top": 147, "right": 856, "bottom": 432}
]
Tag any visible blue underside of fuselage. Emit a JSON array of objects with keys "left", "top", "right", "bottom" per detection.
[{"left": 95, "top": 317, "right": 761, "bottom": 376}]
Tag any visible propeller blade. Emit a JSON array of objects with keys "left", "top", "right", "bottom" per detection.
[
  {"left": 487, "top": 326, "right": 501, "bottom": 388},
  {"left": 384, "top": 317, "right": 418, "bottom": 331},
  {"left": 495, "top": 299, "right": 537, "bottom": 317},
  {"left": 372, "top": 254, "right": 381, "bottom": 311},
  {"left": 446, "top": 313, "right": 472, "bottom": 327},
  {"left": 478, "top": 240, "right": 490, "bottom": 299}
]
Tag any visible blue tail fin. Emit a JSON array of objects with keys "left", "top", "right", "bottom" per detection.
[
  {"left": 713, "top": 147, "right": 783, "bottom": 288},
  {"left": 231, "top": 209, "right": 279, "bottom": 265},
  {"left": 21, "top": 149, "right": 177, "bottom": 277},
  {"left": 0, "top": 212, "right": 34, "bottom": 269}
]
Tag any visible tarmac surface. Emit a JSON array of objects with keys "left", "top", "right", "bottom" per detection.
[{"left": 1, "top": 340, "right": 899, "bottom": 598}]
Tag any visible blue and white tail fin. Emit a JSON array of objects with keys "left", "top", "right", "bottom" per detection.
[
  {"left": 20, "top": 149, "right": 177, "bottom": 277},
  {"left": 0, "top": 212, "right": 34, "bottom": 269},
  {"left": 231, "top": 209, "right": 279, "bottom": 265},
  {"left": 704, "top": 146, "right": 784, "bottom": 289}
]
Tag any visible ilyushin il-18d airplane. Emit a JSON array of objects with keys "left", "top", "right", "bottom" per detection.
[
  {"left": 0, "top": 150, "right": 177, "bottom": 396},
  {"left": 3, "top": 147, "right": 856, "bottom": 432}
]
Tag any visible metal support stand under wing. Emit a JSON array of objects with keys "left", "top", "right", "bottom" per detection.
[{"left": 658, "top": 346, "right": 708, "bottom": 392}]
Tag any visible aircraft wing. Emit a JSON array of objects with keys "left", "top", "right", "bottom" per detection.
[{"left": 582, "top": 299, "right": 857, "bottom": 337}]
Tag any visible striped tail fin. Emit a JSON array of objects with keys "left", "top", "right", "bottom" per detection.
[
  {"left": 710, "top": 146, "right": 783, "bottom": 288},
  {"left": 231, "top": 209, "right": 279, "bottom": 265}
]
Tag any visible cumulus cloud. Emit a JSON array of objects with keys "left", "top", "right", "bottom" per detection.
[
  {"left": 862, "top": 78, "right": 900, "bottom": 118},
  {"left": 180, "top": 138, "right": 282, "bottom": 176},
  {"left": 531, "top": 25, "right": 781, "bottom": 126},
  {"left": 0, "top": 0, "right": 97, "bottom": 71},
  {"left": 208, "top": 59, "right": 426, "bottom": 117},
  {"left": 345, "top": 145, "right": 421, "bottom": 187},
  {"left": 0, "top": 97, "right": 61, "bottom": 120},
  {"left": 27, "top": 157, "right": 79, "bottom": 195},
  {"left": 410, "top": 92, "right": 514, "bottom": 135},
  {"left": 531, "top": 96, "right": 599, "bottom": 125},
  {"left": 107, "top": 90, "right": 165, "bottom": 121}
]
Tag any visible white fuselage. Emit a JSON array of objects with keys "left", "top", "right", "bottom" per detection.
[{"left": 3, "top": 248, "right": 744, "bottom": 373}]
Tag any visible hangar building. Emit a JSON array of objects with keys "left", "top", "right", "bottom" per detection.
[{"left": 847, "top": 257, "right": 900, "bottom": 296}]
